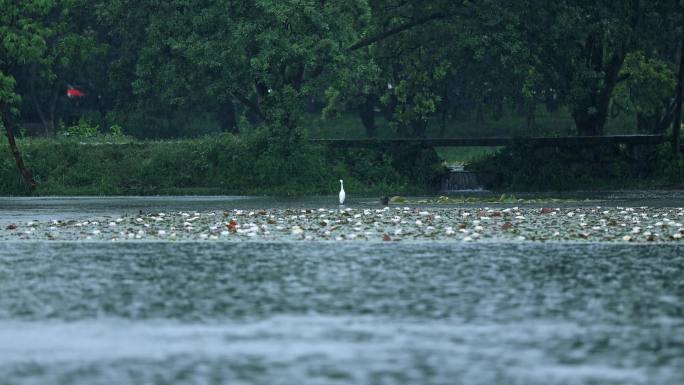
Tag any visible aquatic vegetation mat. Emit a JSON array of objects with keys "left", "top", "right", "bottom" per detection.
[{"left": 3, "top": 206, "right": 684, "bottom": 242}]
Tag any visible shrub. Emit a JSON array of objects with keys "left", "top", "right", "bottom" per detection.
[
  {"left": 470, "top": 142, "right": 682, "bottom": 190},
  {"left": 0, "top": 133, "right": 443, "bottom": 196}
]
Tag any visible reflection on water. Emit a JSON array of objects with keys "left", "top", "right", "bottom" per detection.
[{"left": 0, "top": 242, "right": 682, "bottom": 384}]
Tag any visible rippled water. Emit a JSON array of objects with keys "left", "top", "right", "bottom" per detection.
[
  {"left": 0, "top": 242, "right": 682, "bottom": 385},
  {"left": 3, "top": 192, "right": 684, "bottom": 226}
]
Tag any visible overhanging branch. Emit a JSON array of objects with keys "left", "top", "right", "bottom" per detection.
[
  {"left": 231, "top": 91, "right": 265, "bottom": 121},
  {"left": 347, "top": 11, "right": 457, "bottom": 52}
]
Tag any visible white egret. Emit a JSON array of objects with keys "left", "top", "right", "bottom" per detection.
[{"left": 339, "top": 179, "right": 346, "bottom": 205}]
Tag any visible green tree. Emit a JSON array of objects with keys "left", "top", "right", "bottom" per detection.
[
  {"left": 118, "top": 0, "right": 371, "bottom": 142},
  {"left": 14, "top": 0, "right": 105, "bottom": 135},
  {"left": 0, "top": 0, "right": 56, "bottom": 189},
  {"left": 519, "top": 0, "right": 682, "bottom": 135}
]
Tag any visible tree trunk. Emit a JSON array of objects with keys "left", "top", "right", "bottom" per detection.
[
  {"left": 572, "top": 103, "right": 603, "bottom": 136},
  {"left": 358, "top": 96, "right": 377, "bottom": 138},
  {"left": 46, "top": 82, "right": 60, "bottom": 136},
  {"left": 475, "top": 103, "right": 485, "bottom": 124},
  {"left": 571, "top": 71, "right": 623, "bottom": 136},
  {"left": 637, "top": 113, "right": 660, "bottom": 134},
  {"left": 673, "top": 31, "right": 684, "bottom": 155},
  {"left": 1, "top": 103, "right": 37, "bottom": 190},
  {"left": 572, "top": 39, "right": 627, "bottom": 136},
  {"left": 217, "top": 99, "right": 239, "bottom": 134},
  {"left": 526, "top": 102, "right": 536, "bottom": 131},
  {"left": 31, "top": 96, "right": 51, "bottom": 136},
  {"left": 492, "top": 100, "right": 504, "bottom": 121},
  {"left": 411, "top": 119, "right": 428, "bottom": 138},
  {"left": 27, "top": 73, "right": 51, "bottom": 136}
]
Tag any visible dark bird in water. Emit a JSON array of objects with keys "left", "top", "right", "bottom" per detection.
[{"left": 380, "top": 196, "right": 389, "bottom": 206}]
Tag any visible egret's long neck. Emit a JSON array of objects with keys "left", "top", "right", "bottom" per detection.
[{"left": 340, "top": 181, "right": 344, "bottom": 188}]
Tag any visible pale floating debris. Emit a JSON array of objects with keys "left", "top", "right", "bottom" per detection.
[{"left": 6, "top": 205, "right": 684, "bottom": 243}]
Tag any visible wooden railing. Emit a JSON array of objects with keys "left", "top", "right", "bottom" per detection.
[{"left": 310, "top": 134, "right": 666, "bottom": 148}]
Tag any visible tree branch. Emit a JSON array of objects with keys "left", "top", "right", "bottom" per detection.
[
  {"left": 231, "top": 91, "right": 265, "bottom": 121},
  {"left": 347, "top": 11, "right": 456, "bottom": 52}
]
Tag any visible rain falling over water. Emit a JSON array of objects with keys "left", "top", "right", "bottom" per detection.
[{"left": 0, "top": 241, "right": 682, "bottom": 384}]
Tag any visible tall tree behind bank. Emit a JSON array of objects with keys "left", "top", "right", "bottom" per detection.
[
  {"left": 0, "top": 1, "right": 56, "bottom": 190},
  {"left": 116, "top": 0, "right": 371, "bottom": 144},
  {"left": 15, "top": 1, "right": 105, "bottom": 136},
  {"left": 520, "top": 1, "right": 681, "bottom": 136}
]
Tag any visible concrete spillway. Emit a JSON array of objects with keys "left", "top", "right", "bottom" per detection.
[{"left": 440, "top": 166, "right": 483, "bottom": 192}]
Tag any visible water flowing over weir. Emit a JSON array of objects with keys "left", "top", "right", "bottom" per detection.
[{"left": 440, "top": 165, "right": 483, "bottom": 193}]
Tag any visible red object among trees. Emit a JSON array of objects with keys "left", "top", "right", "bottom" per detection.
[{"left": 66, "top": 87, "right": 86, "bottom": 98}]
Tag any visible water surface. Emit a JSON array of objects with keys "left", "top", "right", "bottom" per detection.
[{"left": 1, "top": 242, "right": 682, "bottom": 384}]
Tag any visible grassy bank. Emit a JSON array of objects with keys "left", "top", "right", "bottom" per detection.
[{"left": 0, "top": 134, "right": 444, "bottom": 196}]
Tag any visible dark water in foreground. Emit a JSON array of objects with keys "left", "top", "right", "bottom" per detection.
[{"left": 0, "top": 242, "right": 682, "bottom": 385}]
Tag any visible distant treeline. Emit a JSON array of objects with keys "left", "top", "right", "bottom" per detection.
[
  {"left": 2, "top": 1, "right": 683, "bottom": 139},
  {"left": 1, "top": 1, "right": 683, "bottom": 192}
]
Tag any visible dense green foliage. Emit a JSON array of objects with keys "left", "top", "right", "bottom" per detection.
[
  {"left": 1, "top": 1, "right": 684, "bottom": 194},
  {"left": 0, "top": 133, "right": 442, "bottom": 196},
  {"left": 470, "top": 143, "right": 684, "bottom": 191}
]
